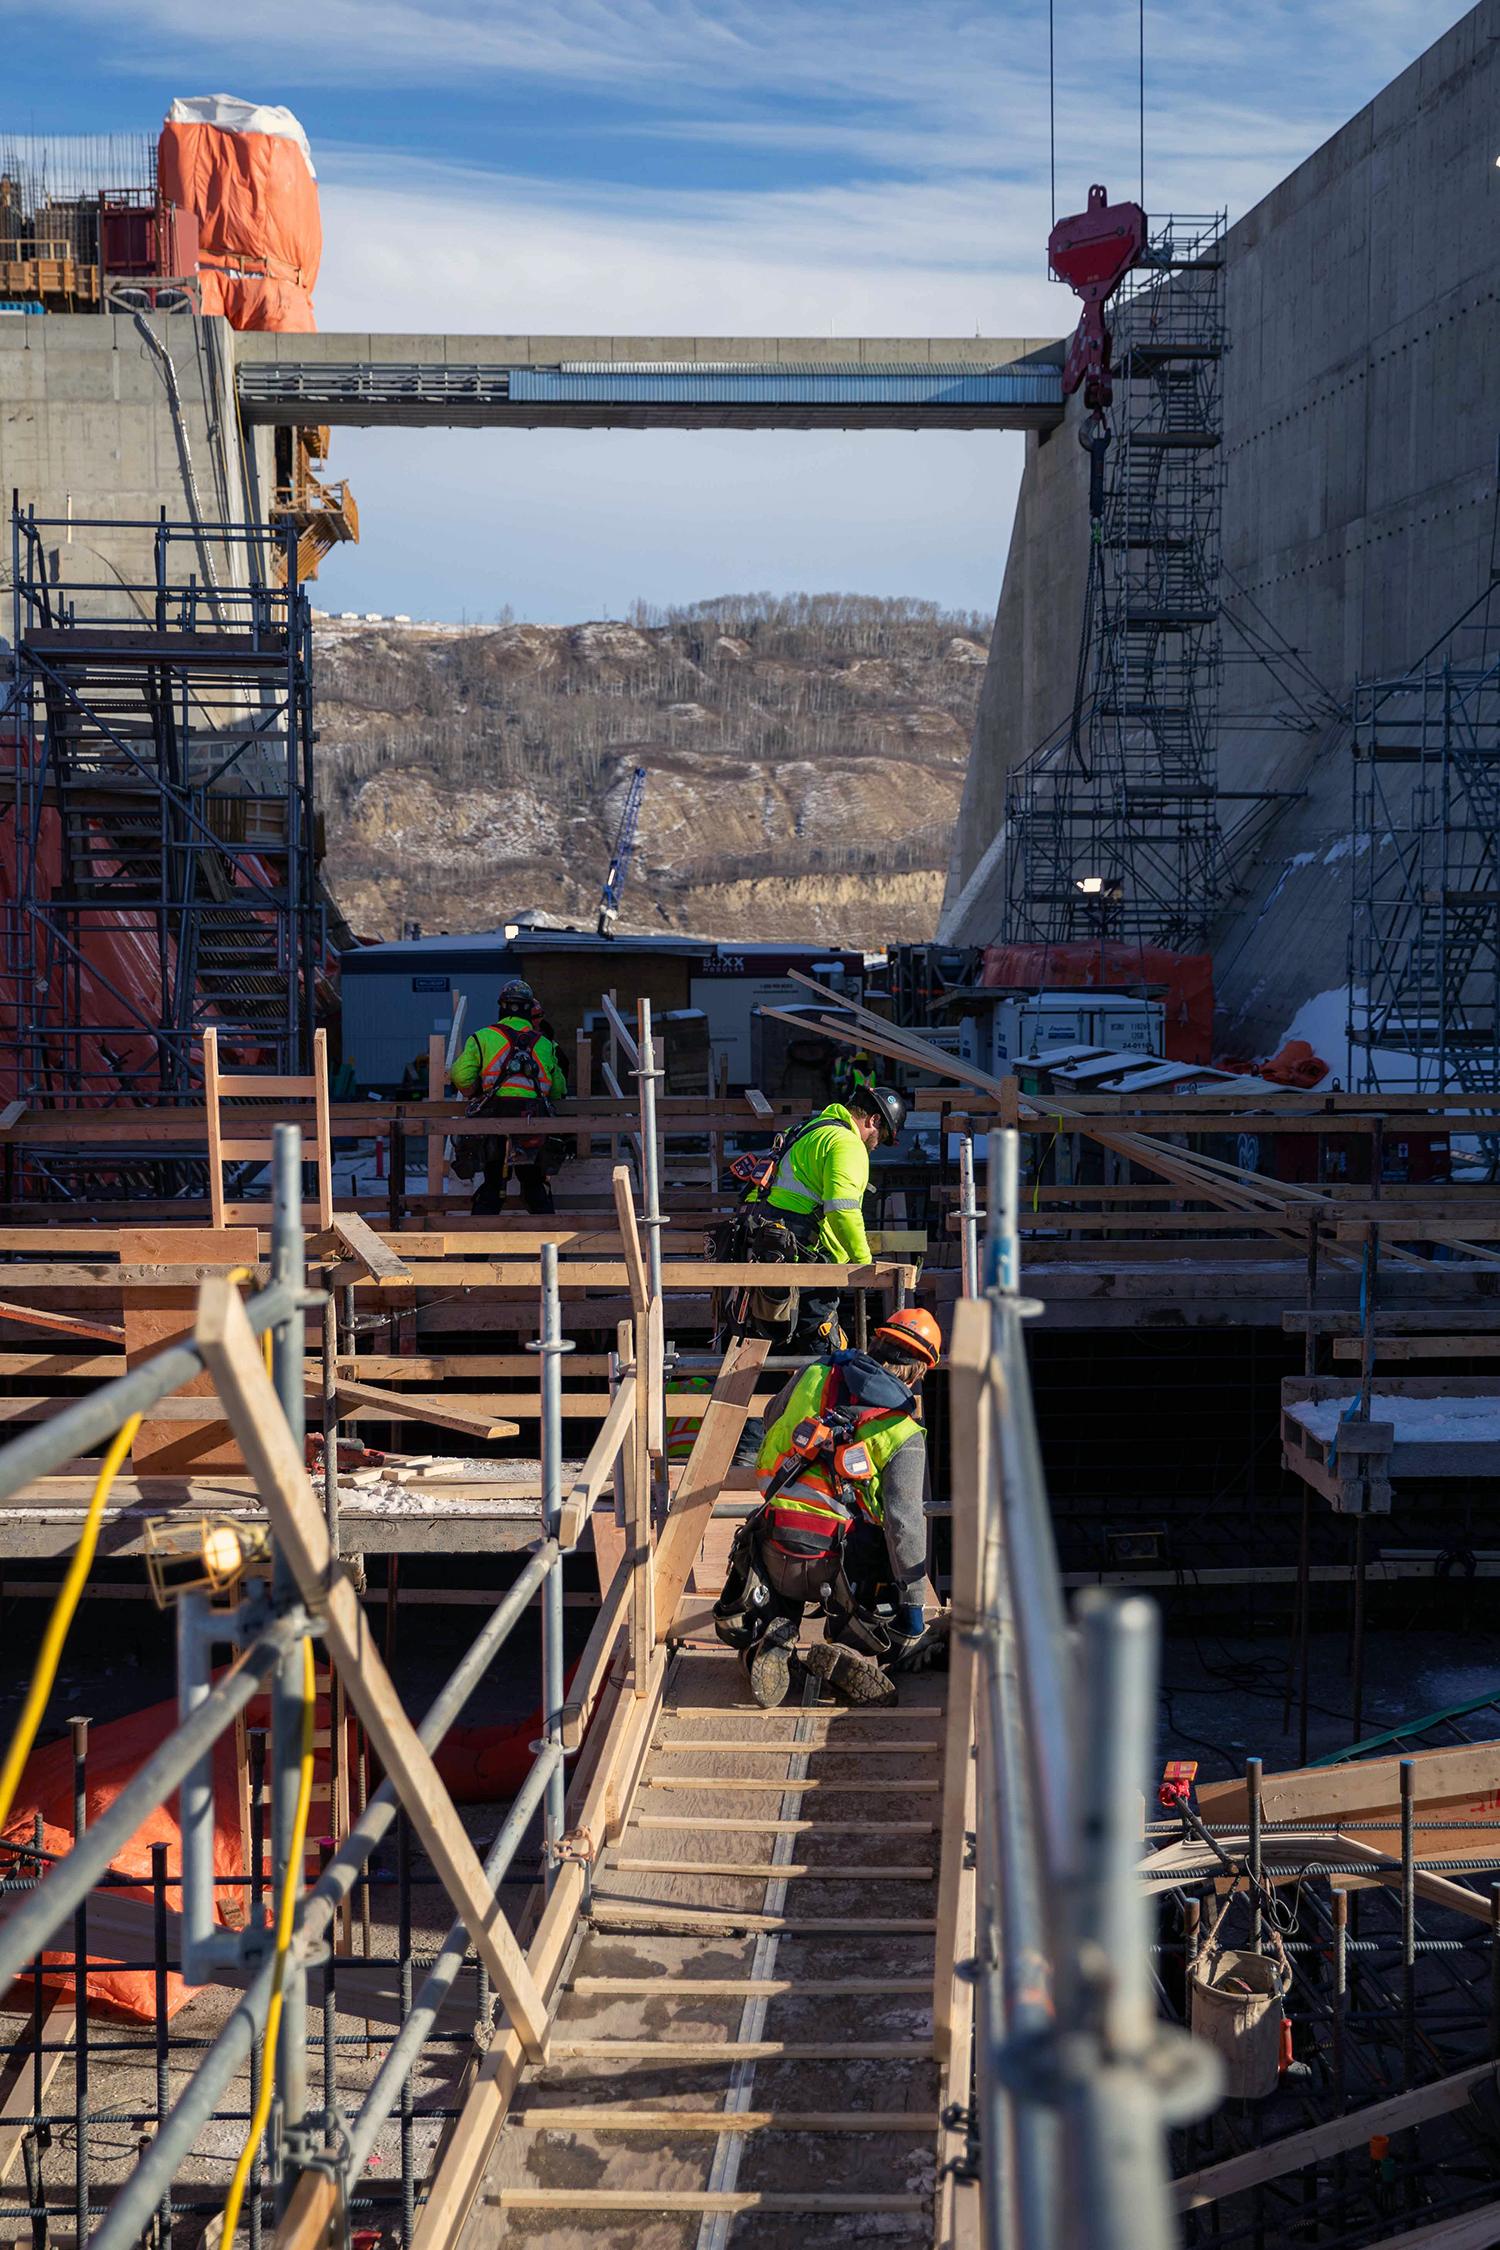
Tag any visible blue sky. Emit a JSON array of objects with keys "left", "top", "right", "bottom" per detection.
[{"left": 2, "top": 0, "right": 1476, "bottom": 622}]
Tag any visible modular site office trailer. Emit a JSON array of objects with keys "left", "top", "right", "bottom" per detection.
[
  {"left": 338, "top": 929, "right": 865, "bottom": 1092},
  {"left": 958, "top": 989, "right": 1166, "bottom": 1077}
]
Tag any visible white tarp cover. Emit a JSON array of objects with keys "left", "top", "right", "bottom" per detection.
[{"left": 166, "top": 94, "right": 316, "bottom": 176}]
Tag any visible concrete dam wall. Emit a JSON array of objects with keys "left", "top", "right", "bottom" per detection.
[{"left": 943, "top": 0, "right": 1500, "bottom": 1072}]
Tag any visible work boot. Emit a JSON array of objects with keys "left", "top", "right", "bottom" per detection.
[
  {"left": 746, "top": 1615, "right": 799, "bottom": 1709},
  {"left": 799, "top": 1637, "right": 897, "bottom": 1707}
]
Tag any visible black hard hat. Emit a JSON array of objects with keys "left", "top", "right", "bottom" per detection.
[
  {"left": 497, "top": 978, "right": 541, "bottom": 1019},
  {"left": 856, "top": 1083, "right": 908, "bottom": 1145}
]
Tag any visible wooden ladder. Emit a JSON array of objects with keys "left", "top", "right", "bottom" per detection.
[
  {"left": 202, "top": 1022, "right": 334, "bottom": 1231},
  {"left": 466, "top": 1644, "right": 945, "bottom": 2244}
]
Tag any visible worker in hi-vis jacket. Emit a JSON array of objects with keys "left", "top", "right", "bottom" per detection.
[{"left": 449, "top": 979, "right": 567, "bottom": 1214}]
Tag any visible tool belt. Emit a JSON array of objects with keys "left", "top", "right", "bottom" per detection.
[{"left": 448, "top": 1093, "right": 553, "bottom": 1182}]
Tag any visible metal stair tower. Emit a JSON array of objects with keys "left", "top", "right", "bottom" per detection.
[
  {"left": 1003, "top": 211, "right": 1227, "bottom": 951},
  {"left": 3, "top": 504, "right": 324, "bottom": 1108}
]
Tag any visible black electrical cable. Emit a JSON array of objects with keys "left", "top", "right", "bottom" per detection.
[
  {"left": 1138, "top": 0, "right": 1145, "bottom": 210},
  {"left": 1048, "top": 0, "right": 1056, "bottom": 231}
]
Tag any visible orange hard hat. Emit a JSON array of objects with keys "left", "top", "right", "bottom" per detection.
[{"left": 873, "top": 1306, "right": 942, "bottom": 1370}]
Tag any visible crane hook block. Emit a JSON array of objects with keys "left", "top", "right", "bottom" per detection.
[{"left": 1048, "top": 183, "right": 1147, "bottom": 412}]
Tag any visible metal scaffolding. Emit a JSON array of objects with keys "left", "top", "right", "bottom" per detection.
[
  {"left": 1004, "top": 212, "right": 1228, "bottom": 950},
  {"left": 1348, "top": 653, "right": 1500, "bottom": 1093},
  {"left": 3, "top": 504, "right": 323, "bottom": 1109}
]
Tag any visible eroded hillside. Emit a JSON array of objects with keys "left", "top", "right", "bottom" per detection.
[{"left": 313, "top": 594, "right": 988, "bottom": 944}]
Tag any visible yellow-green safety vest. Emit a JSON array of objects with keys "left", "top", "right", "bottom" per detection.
[{"left": 756, "top": 1358, "right": 920, "bottom": 1529}]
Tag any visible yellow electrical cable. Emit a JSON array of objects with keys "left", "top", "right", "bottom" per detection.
[
  {"left": 0, "top": 1410, "right": 143, "bottom": 1837},
  {"left": 224, "top": 1267, "right": 275, "bottom": 1376},
  {"left": 220, "top": 1634, "right": 316, "bottom": 2246}
]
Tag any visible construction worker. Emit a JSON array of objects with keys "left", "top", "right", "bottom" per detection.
[
  {"left": 831, "top": 1044, "right": 877, "bottom": 1104},
  {"left": 731, "top": 1081, "right": 908, "bottom": 1357},
  {"left": 713, "top": 1306, "right": 945, "bottom": 1707},
  {"left": 449, "top": 980, "right": 567, "bottom": 1214}
]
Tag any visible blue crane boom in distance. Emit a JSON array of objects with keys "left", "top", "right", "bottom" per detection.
[{"left": 596, "top": 766, "right": 648, "bottom": 937}]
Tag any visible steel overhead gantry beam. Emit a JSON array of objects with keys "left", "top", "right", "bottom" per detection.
[{"left": 235, "top": 342, "right": 1064, "bottom": 432}]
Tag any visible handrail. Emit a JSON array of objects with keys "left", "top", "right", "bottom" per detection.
[
  {"left": 0, "top": 1126, "right": 671, "bottom": 2250},
  {"left": 938, "top": 1128, "right": 1221, "bottom": 2249}
]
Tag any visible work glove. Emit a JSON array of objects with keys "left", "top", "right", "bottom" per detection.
[{"left": 887, "top": 1614, "right": 951, "bottom": 1674}]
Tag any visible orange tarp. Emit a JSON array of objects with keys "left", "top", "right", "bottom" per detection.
[{"left": 158, "top": 114, "right": 320, "bottom": 332}]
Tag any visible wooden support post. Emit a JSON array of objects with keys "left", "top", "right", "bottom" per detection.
[
  {"left": 195, "top": 1277, "right": 549, "bottom": 2060},
  {"left": 653, "top": 1332, "right": 772, "bottom": 1640},
  {"left": 311, "top": 1027, "right": 334, "bottom": 1230},
  {"left": 203, "top": 1025, "right": 225, "bottom": 1229},
  {"left": 627, "top": 1315, "right": 653, "bottom": 1688},
  {"left": 426, "top": 1032, "right": 447, "bottom": 1201},
  {"left": 610, "top": 1164, "right": 649, "bottom": 1323},
  {"left": 574, "top": 1034, "right": 593, "bottom": 1157}
]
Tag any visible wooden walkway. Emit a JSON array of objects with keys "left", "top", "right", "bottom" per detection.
[{"left": 463, "top": 1647, "right": 946, "bottom": 2247}]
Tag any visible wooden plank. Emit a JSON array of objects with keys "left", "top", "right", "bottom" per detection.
[
  {"left": 406, "top": 1644, "right": 670, "bottom": 2250},
  {"left": 559, "top": 1558, "right": 632, "bottom": 1752},
  {"left": 568, "top": 1978, "right": 931, "bottom": 1999},
  {"left": 545, "top": 2039, "right": 933, "bottom": 2061},
  {"left": 335, "top": 1353, "right": 614, "bottom": 1379},
  {"left": 331, "top": 1378, "right": 519, "bottom": 1442},
  {"left": 1334, "top": 1336, "right": 1500, "bottom": 1360},
  {"left": 194, "top": 1277, "right": 549, "bottom": 2059},
  {"left": 639, "top": 1776, "right": 940, "bottom": 1794},
  {"left": 561, "top": 1374, "right": 637, "bottom": 1517},
  {"left": 210, "top": 1074, "right": 324, "bottom": 1100},
  {"left": 311, "top": 1027, "right": 334, "bottom": 1231},
  {"left": 511, "top": 2107, "right": 937, "bottom": 2134},
  {"left": 0, "top": 1300, "right": 124, "bottom": 1344},
  {"left": 1198, "top": 1743, "right": 1500, "bottom": 1828},
  {"left": 661, "top": 1705, "right": 944, "bottom": 1720},
  {"left": 0, "top": 1352, "right": 122, "bottom": 1377},
  {"left": 426, "top": 1032, "right": 447, "bottom": 1199},
  {"left": 124, "top": 1226, "right": 258, "bottom": 1475},
  {"left": 0, "top": 1998, "right": 73, "bottom": 2183},
  {"left": 1174, "top": 2062, "right": 1497, "bottom": 2211},
  {"left": 588, "top": 1907, "right": 937, "bottom": 1933},
  {"left": 636, "top": 1816, "right": 937, "bottom": 1835},
  {"left": 651, "top": 1738, "right": 942, "bottom": 1755},
  {"left": 627, "top": 1315, "right": 654, "bottom": 1688},
  {"left": 488, "top": 2191, "right": 926, "bottom": 2214},
  {"left": 574, "top": 1033, "right": 593, "bottom": 1156},
  {"left": 610, "top": 1165, "right": 649, "bottom": 1322},
  {"left": 610, "top": 1860, "right": 934, "bottom": 1879},
  {"left": 652, "top": 1333, "right": 771, "bottom": 1639},
  {"left": 203, "top": 1024, "right": 225, "bottom": 1228},
  {"left": 332, "top": 1213, "right": 413, "bottom": 1286}
]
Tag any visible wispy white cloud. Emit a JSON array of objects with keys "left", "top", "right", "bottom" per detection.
[{"left": 18, "top": 0, "right": 1467, "bottom": 618}]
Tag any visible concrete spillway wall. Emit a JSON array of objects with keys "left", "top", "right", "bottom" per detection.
[
  {"left": 0, "top": 314, "right": 272, "bottom": 613},
  {"left": 943, "top": 0, "right": 1500, "bottom": 1068}
]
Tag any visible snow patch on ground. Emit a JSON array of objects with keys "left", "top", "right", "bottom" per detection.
[{"left": 1275, "top": 985, "right": 1422, "bottom": 1093}]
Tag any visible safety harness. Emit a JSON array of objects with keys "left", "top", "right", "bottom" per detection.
[
  {"left": 477, "top": 1021, "right": 549, "bottom": 1102},
  {"left": 713, "top": 1354, "right": 917, "bottom": 1648}
]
